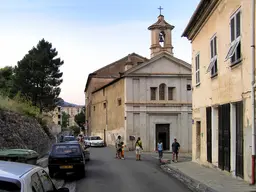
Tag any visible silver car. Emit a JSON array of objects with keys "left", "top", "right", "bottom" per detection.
[
  {"left": 0, "top": 160, "right": 69, "bottom": 192},
  {"left": 85, "top": 136, "right": 105, "bottom": 147}
]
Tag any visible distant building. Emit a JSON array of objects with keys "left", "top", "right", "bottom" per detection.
[
  {"left": 52, "top": 101, "right": 84, "bottom": 127},
  {"left": 52, "top": 106, "right": 62, "bottom": 126},
  {"left": 61, "top": 106, "right": 83, "bottom": 127}
]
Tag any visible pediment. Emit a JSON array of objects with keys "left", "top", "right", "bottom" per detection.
[{"left": 124, "top": 53, "right": 191, "bottom": 75}]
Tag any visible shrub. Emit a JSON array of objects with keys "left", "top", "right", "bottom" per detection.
[
  {"left": 0, "top": 93, "right": 40, "bottom": 117},
  {"left": 0, "top": 92, "right": 54, "bottom": 139}
]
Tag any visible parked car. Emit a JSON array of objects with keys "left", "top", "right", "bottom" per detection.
[
  {"left": 48, "top": 143, "right": 86, "bottom": 177},
  {"left": 61, "top": 136, "right": 76, "bottom": 143},
  {"left": 84, "top": 136, "right": 105, "bottom": 147},
  {"left": 0, "top": 160, "right": 69, "bottom": 192},
  {"left": 66, "top": 141, "right": 90, "bottom": 161}
]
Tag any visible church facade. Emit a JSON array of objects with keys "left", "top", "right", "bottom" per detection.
[{"left": 85, "top": 14, "right": 192, "bottom": 152}]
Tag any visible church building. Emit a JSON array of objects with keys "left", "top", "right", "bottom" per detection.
[{"left": 84, "top": 12, "right": 192, "bottom": 152}]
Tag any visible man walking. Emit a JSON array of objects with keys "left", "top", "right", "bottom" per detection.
[
  {"left": 157, "top": 140, "right": 163, "bottom": 162},
  {"left": 172, "top": 138, "right": 180, "bottom": 162},
  {"left": 115, "top": 135, "right": 122, "bottom": 159}
]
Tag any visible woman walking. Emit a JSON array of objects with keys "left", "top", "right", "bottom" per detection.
[{"left": 135, "top": 137, "right": 143, "bottom": 161}]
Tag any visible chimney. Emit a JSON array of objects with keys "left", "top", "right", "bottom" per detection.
[{"left": 124, "top": 54, "right": 133, "bottom": 71}]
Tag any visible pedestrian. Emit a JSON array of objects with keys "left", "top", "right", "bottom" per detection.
[
  {"left": 157, "top": 140, "right": 163, "bottom": 162},
  {"left": 172, "top": 138, "right": 180, "bottom": 162},
  {"left": 121, "top": 141, "right": 125, "bottom": 160},
  {"left": 135, "top": 137, "right": 143, "bottom": 161},
  {"left": 115, "top": 135, "right": 122, "bottom": 159},
  {"left": 78, "top": 136, "right": 85, "bottom": 150}
]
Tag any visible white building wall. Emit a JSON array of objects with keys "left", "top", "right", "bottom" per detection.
[{"left": 124, "top": 75, "right": 192, "bottom": 152}]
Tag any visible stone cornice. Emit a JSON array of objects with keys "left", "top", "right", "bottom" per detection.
[
  {"left": 125, "top": 102, "right": 192, "bottom": 107},
  {"left": 124, "top": 73, "right": 191, "bottom": 78},
  {"left": 182, "top": 0, "right": 220, "bottom": 41}
]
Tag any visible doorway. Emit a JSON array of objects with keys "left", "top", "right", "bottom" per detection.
[
  {"left": 206, "top": 107, "right": 212, "bottom": 163},
  {"left": 196, "top": 121, "right": 201, "bottom": 159},
  {"left": 156, "top": 124, "right": 170, "bottom": 150},
  {"left": 218, "top": 104, "right": 231, "bottom": 172},
  {"left": 235, "top": 101, "right": 244, "bottom": 178}
]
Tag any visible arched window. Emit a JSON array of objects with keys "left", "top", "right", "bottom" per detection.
[{"left": 159, "top": 83, "right": 166, "bottom": 100}]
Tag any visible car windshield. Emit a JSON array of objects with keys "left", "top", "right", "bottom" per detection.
[
  {"left": 63, "top": 136, "right": 75, "bottom": 141},
  {"left": 0, "top": 180, "right": 21, "bottom": 192},
  {"left": 52, "top": 145, "right": 81, "bottom": 155},
  {"left": 91, "top": 136, "right": 101, "bottom": 140}
]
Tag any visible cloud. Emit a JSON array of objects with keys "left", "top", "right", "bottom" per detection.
[{"left": 0, "top": 16, "right": 191, "bottom": 105}]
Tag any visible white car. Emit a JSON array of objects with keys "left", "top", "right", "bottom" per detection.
[
  {"left": 0, "top": 160, "right": 69, "bottom": 192},
  {"left": 84, "top": 136, "right": 105, "bottom": 147}
]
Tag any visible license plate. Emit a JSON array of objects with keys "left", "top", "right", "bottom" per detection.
[{"left": 60, "top": 165, "right": 73, "bottom": 169}]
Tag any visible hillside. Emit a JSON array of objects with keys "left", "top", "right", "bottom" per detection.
[
  {"left": 57, "top": 99, "right": 84, "bottom": 107},
  {"left": 0, "top": 95, "right": 55, "bottom": 157}
]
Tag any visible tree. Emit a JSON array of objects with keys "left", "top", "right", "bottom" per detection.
[
  {"left": 74, "top": 109, "right": 85, "bottom": 128},
  {"left": 0, "top": 66, "right": 16, "bottom": 97},
  {"left": 14, "top": 39, "right": 64, "bottom": 112},
  {"left": 61, "top": 112, "right": 70, "bottom": 128},
  {"left": 69, "top": 126, "right": 80, "bottom": 135}
]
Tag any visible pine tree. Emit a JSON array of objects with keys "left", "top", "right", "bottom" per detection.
[{"left": 14, "top": 39, "right": 64, "bottom": 112}]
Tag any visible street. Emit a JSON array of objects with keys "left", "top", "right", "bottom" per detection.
[{"left": 73, "top": 147, "right": 191, "bottom": 192}]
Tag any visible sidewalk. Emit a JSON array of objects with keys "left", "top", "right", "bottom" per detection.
[
  {"left": 144, "top": 151, "right": 192, "bottom": 163},
  {"left": 162, "top": 161, "right": 256, "bottom": 192}
]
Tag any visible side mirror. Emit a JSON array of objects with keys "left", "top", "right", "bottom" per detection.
[{"left": 57, "top": 187, "right": 69, "bottom": 192}]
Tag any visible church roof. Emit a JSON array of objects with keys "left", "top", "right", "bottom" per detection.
[
  {"left": 84, "top": 53, "right": 148, "bottom": 92},
  {"left": 92, "top": 51, "right": 191, "bottom": 94},
  {"left": 148, "top": 15, "right": 174, "bottom": 30}
]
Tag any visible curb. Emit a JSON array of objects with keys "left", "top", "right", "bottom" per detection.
[
  {"left": 37, "top": 157, "right": 48, "bottom": 168},
  {"left": 161, "top": 164, "right": 218, "bottom": 192}
]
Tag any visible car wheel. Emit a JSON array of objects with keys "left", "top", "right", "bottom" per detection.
[
  {"left": 79, "top": 167, "right": 85, "bottom": 177},
  {"left": 49, "top": 169, "right": 54, "bottom": 178}
]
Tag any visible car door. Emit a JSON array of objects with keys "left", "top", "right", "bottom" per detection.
[
  {"left": 37, "top": 169, "right": 56, "bottom": 192},
  {"left": 31, "top": 172, "right": 44, "bottom": 192}
]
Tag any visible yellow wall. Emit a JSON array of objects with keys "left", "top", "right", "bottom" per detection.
[
  {"left": 85, "top": 77, "right": 114, "bottom": 135},
  {"left": 190, "top": 0, "right": 254, "bottom": 182},
  {"left": 91, "top": 79, "right": 125, "bottom": 142}
]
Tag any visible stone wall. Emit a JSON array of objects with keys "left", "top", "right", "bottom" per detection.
[{"left": 0, "top": 109, "right": 55, "bottom": 157}]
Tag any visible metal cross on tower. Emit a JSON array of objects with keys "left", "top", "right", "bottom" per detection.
[{"left": 158, "top": 6, "right": 163, "bottom": 15}]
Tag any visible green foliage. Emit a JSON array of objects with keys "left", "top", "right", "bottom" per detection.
[
  {"left": 69, "top": 126, "right": 80, "bottom": 135},
  {"left": 0, "top": 93, "right": 40, "bottom": 117},
  {"left": 0, "top": 66, "right": 17, "bottom": 97},
  {"left": 14, "top": 38, "right": 64, "bottom": 113},
  {"left": 61, "top": 111, "right": 70, "bottom": 128},
  {"left": 74, "top": 109, "right": 85, "bottom": 128}
]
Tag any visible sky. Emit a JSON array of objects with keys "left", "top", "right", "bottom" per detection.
[{"left": 0, "top": 0, "right": 200, "bottom": 105}]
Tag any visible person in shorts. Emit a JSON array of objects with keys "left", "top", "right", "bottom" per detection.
[
  {"left": 172, "top": 138, "right": 180, "bottom": 162},
  {"left": 157, "top": 140, "right": 163, "bottom": 162},
  {"left": 120, "top": 142, "right": 125, "bottom": 160},
  {"left": 135, "top": 137, "right": 143, "bottom": 161}
]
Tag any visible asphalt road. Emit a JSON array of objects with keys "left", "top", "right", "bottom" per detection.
[{"left": 75, "top": 147, "right": 191, "bottom": 192}]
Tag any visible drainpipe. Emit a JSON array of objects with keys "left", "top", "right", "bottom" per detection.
[
  {"left": 105, "top": 100, "right": 108, "bottom": 146},
  {"left": 252, "top": 0, "right": 256, "bottom": 185}
]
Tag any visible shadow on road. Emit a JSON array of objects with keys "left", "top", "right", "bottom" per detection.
[{"left": 53, "top": 158, "right": 107, "bottom": 182}]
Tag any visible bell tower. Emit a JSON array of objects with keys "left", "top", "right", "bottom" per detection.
[{"left": 148, "top": 6, "right": 175, "bottom": 58}]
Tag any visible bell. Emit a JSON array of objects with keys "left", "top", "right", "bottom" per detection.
[{"left": 159, "top": 36, "right": 164, "bottom": 43}]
